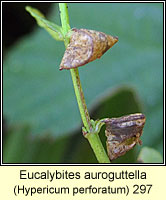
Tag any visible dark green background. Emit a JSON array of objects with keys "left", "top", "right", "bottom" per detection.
[{"left": 3, "top": 3, "right": 163, "bottom": 163}]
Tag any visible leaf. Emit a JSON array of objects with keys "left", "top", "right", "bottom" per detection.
[
  {"left": 137, "top": 146, "right": 163, "bottom": 163},
  {"left": 25, "top": 6, "right": 63, "bottom": 41},
  {"left": 3, "top": 3, "right": 163, "bottom": 159},
  {"left": 3, "top": 125, "right": 70, "bottom": 163}
]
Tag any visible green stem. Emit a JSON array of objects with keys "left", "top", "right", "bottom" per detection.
[
  {"left": 86, "top": 132, "right": 110, "bottom": 163},
  {"left": 59, "top": 3, "right": 91, "bottom": 132},
  {"left": 59, "top": 3, "right": 110, "bottom": 163},
  {"left": 59, "top": 3, "right": 70, "bottom": 45},
  {"left": 70, "top": 69, "right": 91, "bottom": 132}
]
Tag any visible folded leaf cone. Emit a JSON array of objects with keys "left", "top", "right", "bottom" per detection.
[
  {"left": 102, "top": 113, "right": 146, "bottom": 161},
  {"left": 60, "top": 28, "right": 118, "bottom": 70}
]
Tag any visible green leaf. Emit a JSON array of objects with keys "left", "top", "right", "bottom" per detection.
[
  {"left": 3, "top": 125, "right": 31, "bottom": 163},
  {"left": 25, "top": 6, "right": 63, "bottom": 41},
  {"left": 3, "top": 3, "right": 163, "bottom": 160},
  {"left": 3, "top": 125, "right": 70, "bottom": 163},
  {"left": 137, "top": 146, "right": 163, "bottom": 163}
]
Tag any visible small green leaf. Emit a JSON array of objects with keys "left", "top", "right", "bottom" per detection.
[
  {"left": 137, "top": 146, "right": 163, "bottom": 163},
  {"left": 25, "top": 6, "right": 63, "bottom": 41}
]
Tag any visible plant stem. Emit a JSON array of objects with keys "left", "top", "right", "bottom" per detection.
[
  {"left": 59, "top": 3, "right": 91, "bottom": 132},
  {"left": 59, "top": 3, "right": 70, "bottom": 45},
  {"left": 86, "top": 132, "right": 110, "bottom": 163},
  {"left": 70, "top": 69, "right": 92, "bottom": 132},
  {"left": 59, "top": 3, "right": 110, "bottom": 163}
]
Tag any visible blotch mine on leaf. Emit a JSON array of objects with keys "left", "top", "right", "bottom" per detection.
[
  {"left": 102, "top": 113, "right": 146, "bottom": 161},
  {"left": 60, "top": 28, "right": 118, "bottom": 70}
]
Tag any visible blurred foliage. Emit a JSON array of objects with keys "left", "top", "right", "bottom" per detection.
[
  {"left": 3, "top": 87, "right": 144, "bottom": 163},
  {"left": 137, "top": 147, "right": 163, "bottom": 163},
  {"left": 3, "top": 3, "right": 163, "bottom": 163}
]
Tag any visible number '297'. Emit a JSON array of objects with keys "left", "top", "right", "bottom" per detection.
[{"left": 133, "top": 184, "right": 152, "bottom": 194}]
